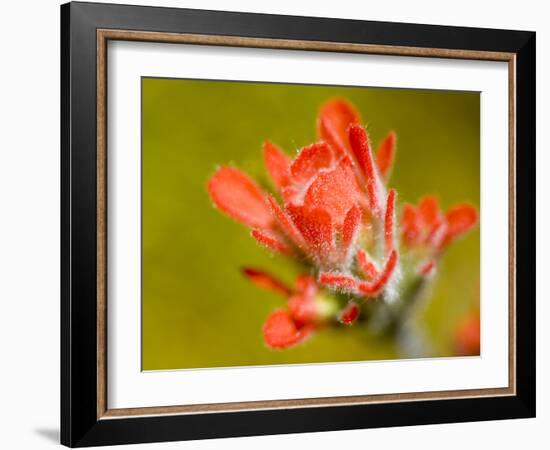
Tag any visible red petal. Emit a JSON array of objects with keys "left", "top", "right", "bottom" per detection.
[
  {"left": 357, "top": 249, "right": 379, "bottom": 279},
  {"left": 428, "top": 222, "right": 448, "bottom": 250},
  {"left": 263, "top": 141, "right": 291, "bottom": 190},
  {"left": 294, "top": 274, "right": 318, "bottom": 297},
  {"left": 262, "top": 310, "right": 314, "bottom": 349},
  {"left": 401, "top": 203, "right": 421, "bottom": 247},
  {"left": 418, "top": 196, "right": 442, "bottom": 231},
  {"left": 384, "top": 189, "right": 396, "bottom": 254},
  {"left": 418, "top": 259, "right": 436, "bottom": 277},
  {"left": 341, "top": 205, "right": 362, "bottom": 258},
  {"left": 348, "top": 125, "right": 384, "bottom": 215},
  {"left": 303, "top": 156, "right": 362, "bottom": 226},
  {"left": 318, "top": 272, "right": 359, "bottom": 291},
  {"left": 444, "top": 204, "right": 478, "bottom": 245},
  {"left": 267, "top": 196, "right": 308, "bottom": 250},
  {"left": 339, "top": 302, "right": 360, "bottom": 325},
  {"left": 281, "top": 185, "right": 299, "bottom": 205},
  {"left": 376, "top": 131, "right": 396, "bottom": 181},
  {"left": 290, "top": 142, "right": 333, "bottom": 184},
  {"left": 454, "top": 312, "right": 480, "bottom": 356},
  {"left": 288, "top": 206, "right": 334, "bottom": 260},
  {"left": 208, "top": 166, "right": 273, "bottom": 229},
  {"left": 251, "top": 229, "right": 292, "bottom": 255},
  {"left": 242, "top": 268, "right": 292, "bottom": 297},
  {"left": 288, "top": 293, "right": 318, "bottom": 325},
  {"left": 317, "top": 99, "right": 362, "bottom": 157},
  {"left": 358, "top": 249, "right": 398, "bottom": 296},
  {"left": 291, "top": 275, "right": 319, "bottom": 324}
]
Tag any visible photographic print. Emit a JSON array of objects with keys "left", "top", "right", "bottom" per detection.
[
  {"left": 141, "top": 78, "right": 480, "bottom": 371},
  {"left": 62, "top": 6, "right": 535, "bottom": 445}
]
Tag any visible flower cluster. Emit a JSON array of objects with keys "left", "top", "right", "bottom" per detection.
[{"left": 208, "top": 99, "right": 478, "bottom": 350}]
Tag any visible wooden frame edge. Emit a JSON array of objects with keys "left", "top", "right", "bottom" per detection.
[
  {"left": 98, "top": 28, "right": 515, "bottom": 61},
  {"left": 100, "top": 387, "right": 515, "bottom": 419},
  {"left": 97, "top": 29, "right": 108, "bottom": 419},
  {"left": 95, "top": 28, "right": 517, "bottom": 421},
  {"left": 508, "top": 55, "right": 517, "bottom": 395}
]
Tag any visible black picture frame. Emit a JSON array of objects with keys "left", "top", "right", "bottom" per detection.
[{"left": 61, "top": 1, "right": 535, "bottom": 447}]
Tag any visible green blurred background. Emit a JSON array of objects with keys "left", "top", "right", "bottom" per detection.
[{"left": 142, "top": 78, "right": 480, "bottom": 371}]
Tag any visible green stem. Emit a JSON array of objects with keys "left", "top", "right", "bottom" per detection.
[{"left": 363, "top": 274, "right": 434, "bottom": 357}]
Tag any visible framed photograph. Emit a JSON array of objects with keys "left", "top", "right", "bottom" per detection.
[{"left": 61, "top": 1, "right": 535, "bottom": 447}]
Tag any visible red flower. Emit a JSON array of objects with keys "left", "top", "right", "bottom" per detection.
[
  {"left": 401, "top": 196, "right": 478, "bottom": 251},
  {"left": 208, "top": 98, "right": 479, "bottom": 349},
  {"left": 454, "top": 310, "right": 480, "bottom": 356},
  {"left": 208, "top": 99, "right": 399, "bottom": 297},
  {"left": 317, "top": 189, "right": 398, "bottom": 297},
  {"left": 401, "top": 196, "right": 478, "bottom": 275},
  {"left": 242, "top": 269, "right": 335, "bottom": 349}
]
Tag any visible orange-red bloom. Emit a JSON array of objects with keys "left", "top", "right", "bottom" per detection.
[
  {"left": 209, "top": 99, "right": 398, "bottom": 287},
  {"left": 208, "top": 98, "right": 479, "bottom": 349},
  {"left": 242, "top": 269, "right": 328, "bottom": 349},
  {"left": 454, "top": 310, "right": 480, "bottom": 356},
  {"left": 401, "top": 196, "right": 477, "bottom": 251},
  {"left": 401, "top": 195, "right": 478, "bottom": 276}
]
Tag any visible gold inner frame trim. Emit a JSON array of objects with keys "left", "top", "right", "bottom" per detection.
[{"left": 96, "top": 28, "right": 517, "bottom": 420}]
